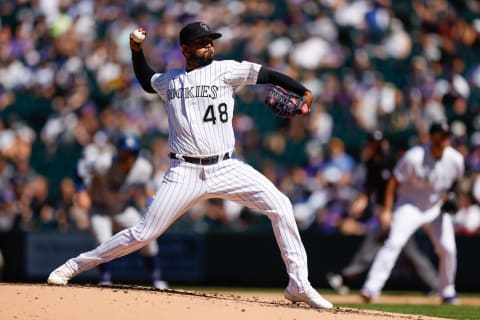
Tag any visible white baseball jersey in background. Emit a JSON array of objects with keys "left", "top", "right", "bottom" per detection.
[
  {"left": 59, "top": 59, "right": 314, "bottom": 294},
  {"left": 394, "top": 146, "right": 464, "bottom": 211},
  {"left": 362, "top": 144, "right": 464, "bottom": 299}
]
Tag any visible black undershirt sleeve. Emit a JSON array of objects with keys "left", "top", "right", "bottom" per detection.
[
  {"left": 256, "top": 67, "right": 309, "bottom": 96},
  {"left": 131, "top": 50, "right": 156, "bottom": 93}
]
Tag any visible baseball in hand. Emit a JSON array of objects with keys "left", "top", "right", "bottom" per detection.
[{"left": 132, "top": 29, "right": 145, "bottom": 43}]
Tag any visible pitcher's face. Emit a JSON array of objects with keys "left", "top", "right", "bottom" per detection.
[{"left": 182, "top": 36, "right": 215, "bottom": 66}]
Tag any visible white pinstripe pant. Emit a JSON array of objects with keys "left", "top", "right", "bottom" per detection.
[
  {"left": 65, "top": 158, "right": 311, "bottom": 291},
  {"left": 90, "top": 207, "right": 159, "bottom": 257}
]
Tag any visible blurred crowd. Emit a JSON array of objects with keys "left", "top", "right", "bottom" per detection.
[{"left": 1, "top": 0, "right": 480, "bottom": 235}]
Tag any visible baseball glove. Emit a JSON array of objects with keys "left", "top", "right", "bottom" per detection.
[{"left": 264, "top": 86, "right": 310, "bottom": 119}]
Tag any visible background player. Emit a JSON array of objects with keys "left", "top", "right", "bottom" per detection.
[
  {"left": 74, "top": 132, "right": 168, "bottom": 289},
  {"left": 360, "top": 122, "right": 464, "bottom": 304},
  {"left": 47, "top": 21, "right": 332, "bottom": 309},
  {"left": 327, "top": 131, "right": 438, "bottom": 295}
]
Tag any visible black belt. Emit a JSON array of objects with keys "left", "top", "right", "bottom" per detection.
[{"left": 169, "top": 152, "right": 230, "bottom": 165}]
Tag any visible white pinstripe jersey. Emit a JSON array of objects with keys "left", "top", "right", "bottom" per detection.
[
  {"left": 151, "top": 60, "right": 261, "bottom": 157},
  {"left": 393, "top": 145, "right": 464, "bottom": 211}
]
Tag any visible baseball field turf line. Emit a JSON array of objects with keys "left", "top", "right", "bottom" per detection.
[{"left": 339, "top": 303, "right": 480, "bottom": 320}]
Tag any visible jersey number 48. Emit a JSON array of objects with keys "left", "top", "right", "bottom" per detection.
[{"left": 203, "top": 103, "right": 228, "bottom": 124}]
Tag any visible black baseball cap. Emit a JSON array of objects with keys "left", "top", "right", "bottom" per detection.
[
  {"left": 429, "top": 121, "right": 451, "bottom": 135},
  {"left": 179, "top": 22, "right": 222, "bottom": 45}
]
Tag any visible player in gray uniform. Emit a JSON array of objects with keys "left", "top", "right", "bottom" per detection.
[
  {"left": 360, "top": 122, "right": 464, "bottom": 304},
  {"left": 48, "top": 21, "right": 332, "bottom": 309},
  {"left": 74, "top": 133, "right": 168, "bottom": 289}
]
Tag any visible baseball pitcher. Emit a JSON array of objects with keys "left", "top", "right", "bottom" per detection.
[{"left": 47, "top": 21, "right": 332, "bottom": 309}]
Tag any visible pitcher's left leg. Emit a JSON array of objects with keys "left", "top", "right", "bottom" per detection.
[
  {"left": 206, "top": 160, "right": 332, "bottom": 308},
  {"left": 424, "top": 213, "right": 457, "bottom": 300}
]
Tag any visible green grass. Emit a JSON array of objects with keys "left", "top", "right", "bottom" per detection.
[
  {"left": 338, "top": 303, "right": 480, "bottom": 320},
  {"left": 320, "top": 289, "right": 480, "bottom": 320},
  {"left": 178, "top": 286, "right": 480, "bottom": 319}
]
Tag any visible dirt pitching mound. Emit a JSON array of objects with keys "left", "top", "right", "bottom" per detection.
[{"left": 0, "top": 283, "right": 444, "bottom": 320}]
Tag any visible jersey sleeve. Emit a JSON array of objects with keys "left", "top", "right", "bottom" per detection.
[
  {"left": 150, "top": 73, "right": 168, "bottom": 99},
  {"left": 151, "top": 71, "right": 175, "bottom": 101},
  {"left": 223, "top": 60, "right": 261, "bottom": 88},
  {"left": 393, "top": 153, "right": 413, "bottom": 183}
]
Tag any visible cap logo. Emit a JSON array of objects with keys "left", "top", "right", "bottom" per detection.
[
  {"left": 126, "top": 137, "right": 135, "bottom": 147},
  {"left": 179, "top": 22, "right": 222, "bottom": 45}
]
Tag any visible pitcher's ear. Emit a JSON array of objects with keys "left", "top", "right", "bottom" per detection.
[{"left": 180, "top": 44, "right": 189, "bottom": 57}]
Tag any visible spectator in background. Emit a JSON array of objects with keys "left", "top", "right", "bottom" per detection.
[
  {"left": 0, "top": 121, "right": 35, "bottom": 164},
  {"left": 0, "top": 186, "right": 18, "bottom": 232},
  {"left": 454, "top": 173, "right": 480, "bottom": 235},
  {"left": 0, "top": 153, "right": 17, "bottom": 231},
  {"left": 11, "top": 157, "right": 38, "bottom": 231},
  {"left": 28, "top": 175, "right": 56, "bottom": 229},
  {"left": 54, "top": 177, "right": 90, "bottom": 232},
  {"left": 352, "top": 73, "right": 400, "bottom": 132},
  {"left": 315, "top": 137, "right": 356, "bottom": 232},
  {"left": 0, "top": 0, "right": 478, "bottom": 238},
  {"left": 466, "top": 138, "right": 480, "bottom": 172},
  {"left": 307, "top": 105, "right": 333, "bottom": 146},
  {"left": 184, "top": 198, "right": 256, "bottom": 233},
  {"left": 73, "top": 132, "right": 168, "bottom": 289},
  {"left": 322, "top": 137, "right": 355, "bottom": 187},
  {"left": 291, "top": 137, "right": 356, "bottom": 232}
]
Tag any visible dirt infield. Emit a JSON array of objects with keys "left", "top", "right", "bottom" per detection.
[{"left": 0, "top": 283, "right": 458, "bottom": 320}]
